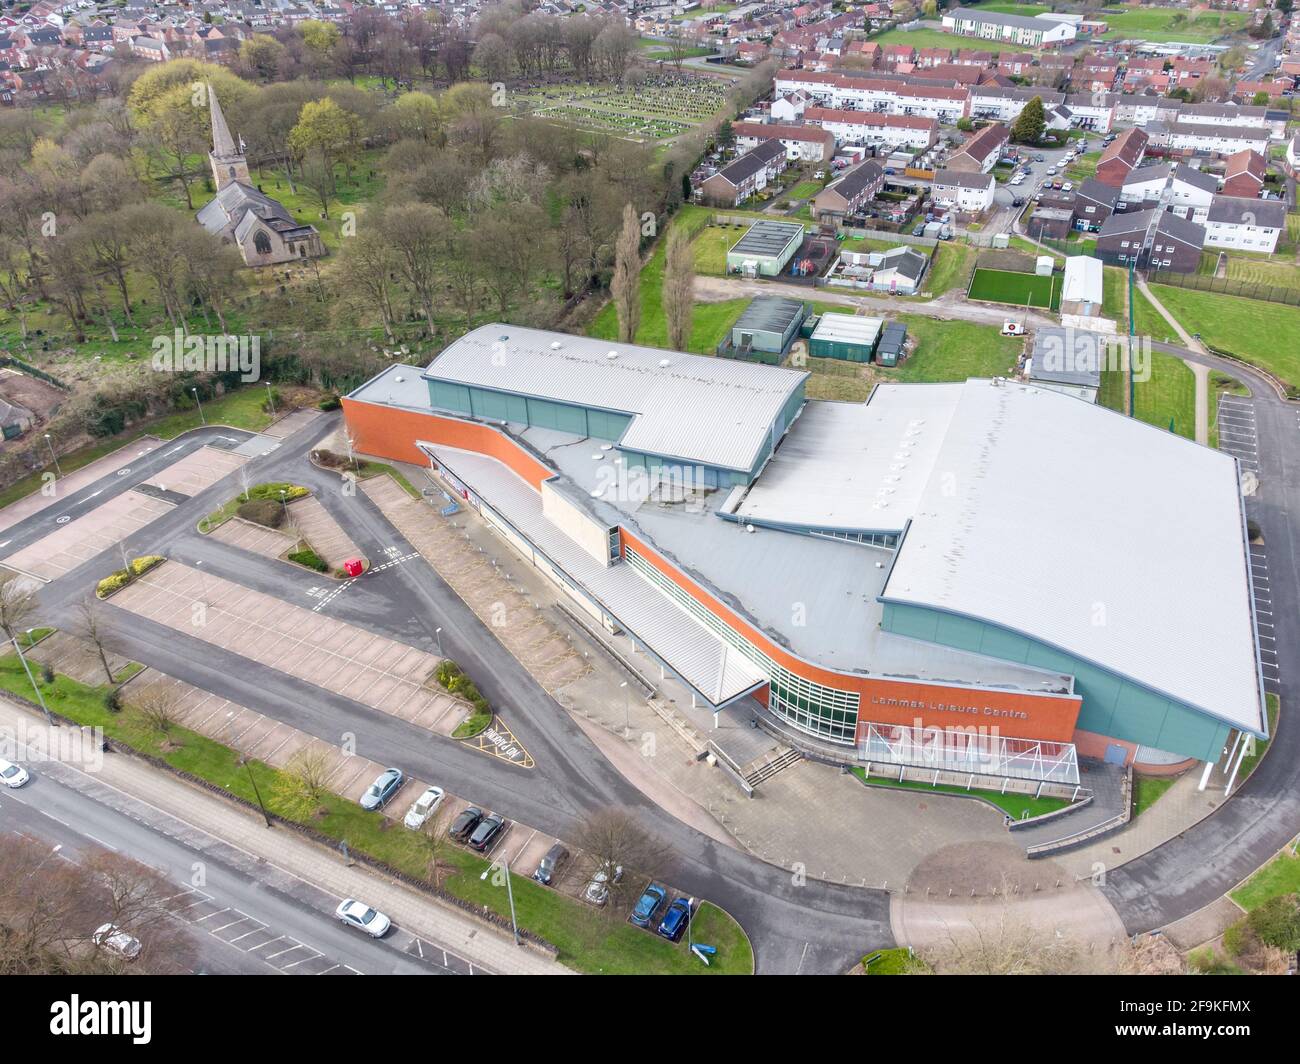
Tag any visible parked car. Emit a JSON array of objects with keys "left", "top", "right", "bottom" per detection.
[
  {"left": 1011, "top": 197, "right": 1025, "bottom": 207},
  {"left": 359, "top": 767, "right": 404, "bottom": 811},
  {"left": 468, "top": 812, "right": 506, "bottom": 852},
  {"left": 532, "top": 843, "right": 570, "bottom": 886},
  {"left": 1046, "top": 166, "right": 1057, "bottom": 176},
  {"left": 1062, "top": 182, "right": 1074, "bottom": 192},
  {"left": 1033, "top": 154, "right": 1045, "bottom": 162},
  {"left": 449, "top": 805, "right": 485, "bottom": 841},
  {"left": 630, "top": 884, "right": 667, "bottom": 927},
  {"left": 1001, "top": 321, "right": 1026, "bottom": 336},
  {"left": 403, "top": 785, "right": 445, "bottom": 830},
  {"left": 335, "top": 899, "right": 392, "bottom": 938},
  {"left": 657, "top": 897, "right": 693, "bottom": 941},
  {"left": 583, "top": 861, "right": 624, "bottom": 906},
  {"left": 92, "top": 924, "right": 142, "bottom": 961},
  {"left": 0, "top": 758, "right": 30, "bottom": 788}
]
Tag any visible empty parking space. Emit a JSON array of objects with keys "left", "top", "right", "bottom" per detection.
[
  {"left": 25, "top": 631, "right": 135, "bottom": 686},
  {"left": 1217, "top": 396, "right": 1258, "bottom": 472},
  {"left": 0, "top": 440, "right": 162, "bottom": 535},
  {"left": 140, "top": 445, "right": 247, "bottom": 497},
  {"left": 263, "top": 409, "right": 322, "bottom": 439},
  {"left": 286, "top": 495, "right": 363, "bottom": 569},
  {"left": 1, "top": 490, "right": 173, "bottom": 581},
  {"left": 109, "top": 562, "right": 471, "bottom": 735},
  {"left": 209, "top": 516, "right": 296, "bottom": 559}
]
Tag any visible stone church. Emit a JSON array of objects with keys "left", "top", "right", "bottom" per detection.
[{"left": 196, "top": 84, "right": 325, "bottom": 267}]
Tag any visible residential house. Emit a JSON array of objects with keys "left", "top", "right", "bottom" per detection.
[
  {"left": 1220, "top": 149, "right": 1267, "bottom": 199},
  {"left": 811, "top": 160, "right": 884, "bottom": 225},
  {"left": 945, "top": 122, "right": 1009, "bottom": 174},
  {"left": 1096, "top": 208, "right": 1205, "bottom": 272},
  {"left": 1095, "top": 126, "right": 1148, "bottom": 187},
  {"left": 732, "top": 121, "right": 836, "bottom": 162},
  {"left": 803, "top": 108, "right": 939, "bottom": 150},
  {"left": 930, "top": 168, "right": 996, "bottom": 213},
  {"left": 1202, "top": 196, "right": 1287, "bottom": 254},
  {"left": 941, "top": 8, "right": 1077, "bottom": 47},
  {"left": 699, "top": 139, "right": 788, "bottom": 206}
]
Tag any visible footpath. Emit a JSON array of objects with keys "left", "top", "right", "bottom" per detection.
[{"left": 0, "top": 696, "right": 572, "bottom": 976}]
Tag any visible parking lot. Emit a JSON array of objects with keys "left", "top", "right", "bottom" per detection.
[
  {"left": 109, "top": 562, "right": 471, "bottom": 736},
  {"left": 1, "top": 490, "right": 175, "bottom": 581},
  {"left": 140, "top": 445, "right": 247, "bottom": 497}
]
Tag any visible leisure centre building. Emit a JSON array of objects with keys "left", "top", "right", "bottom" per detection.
[{"left": 342, "top": 324, "right": 1267, "bottom": 787}]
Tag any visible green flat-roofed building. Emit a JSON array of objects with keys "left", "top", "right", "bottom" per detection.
[
  {"left": 808, "top": 312, "right": 883, "bottom": 362},
  {"left": 726, "top": 220, "right": 805, "bottom": 277}
]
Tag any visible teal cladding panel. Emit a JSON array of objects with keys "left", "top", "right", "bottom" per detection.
[{"left": 879, "top": 601, "right": 1234, "bottom": 761}]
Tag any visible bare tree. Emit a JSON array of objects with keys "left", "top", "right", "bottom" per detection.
[
  {"left": 571, "top": 808, "right": 667, "bottom": 916},
  {"left": 82, "top": 850, "right": 194, "bottom": 973},
  {"left": 610, "top": 203, "right": 642, "bottom": 344},
  {"left": 131, "top": 683, "right": 181, "bottom": 737},
  {"left": 662, "top": 224, "right": 695, "bottom": 352},
  {"left": 272, "top": 745, "right": 335, "bottom": 820},
  {"left": 418, "top": 805, "right": 454, "bottom": 888},
  {"left": 0, "top": 578, "right": 37, "bottom": 645},
  {"left": 73, "top": 595, "right": 116, "bottom": 684}
]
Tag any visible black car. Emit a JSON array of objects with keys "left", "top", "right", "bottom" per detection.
[
  {"left": 1011, "top": 197, "right": 1025, "bottom": 207},
  {"left": 449, "top": 805, "right": 484, "bottom": 842},
  {"left": 532, "top": 843, "right": 569, "bottom": 886},
  {"left": 468, "top": 813, "right": 506, "bottom": 852}
]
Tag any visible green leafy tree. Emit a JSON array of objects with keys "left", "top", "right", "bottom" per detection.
[
  {"left": 1010, "top": 96, "right": 1046, "bottom": 145},
  {"left": 288, "top": 98, "right": 362, "bottom": 217}
]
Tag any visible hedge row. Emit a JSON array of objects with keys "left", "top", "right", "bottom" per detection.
[
  {"left": 434, "top": 659, "right": 491, "bottom": 717},
  {"left": 95, "top": 555, "right": 165, "bottom": 598}
]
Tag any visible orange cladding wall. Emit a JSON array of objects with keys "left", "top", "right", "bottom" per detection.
[
  {"left": 619, "top": 527, "right": 1082, "bottom": 744},
  {"left": 340, "top": 398, "right": 554, "bottom": 490}
]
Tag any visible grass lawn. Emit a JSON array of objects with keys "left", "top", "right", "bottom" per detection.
[
  {"left": 888, "top": 315, "right": 1021, "bottom": 383},
  {"left": 922, "top": 242, "right": 975, "bottom": 297},
  {"left": 1132, "top": 775, "right": 1177, "bottom": 818},
  {"left": 1066, "top": 151, "right": 1100, "bottom": 182},
  {"left": 1208, "top": 370, "right": 1249, "bottom": 450},
  {"left": 1130, "top": 285, "right": 1172, "bottom": 341},
  {"left": 788, "top": 181, "right": 823, "bottom": 200},
  {"left": 967, "top": 268, "right": 1061, "bottom": 310},
  {"left": 0, "top": 653, "right": 752, "bottom": 975},
  {"left": 851, "top": 767, "right": 1072, "bottom": 819},
  {"left": 1131, "top": 351, "right": 1196, "bottom": 440},
  {"left": 1102, "top": 265, "right": 1128, "bottom": 321},
  {"left": 199, "top": 481, "right": 309, "bottom": 532},
  {"left": 589, "top": 208, "right": 754, "bottom": 353},
  {"left": 1231, "top": 845, "right": 1300, "bottom": 912},
  {"left": 1148, "top": 285, "right": 1300, "bottom": 390},
  {"left": 863, "top": 946, "right": 929, "bottom": 974},
  {"left": 1101, "top": 9, "right": 1246, "bottom": 43}
]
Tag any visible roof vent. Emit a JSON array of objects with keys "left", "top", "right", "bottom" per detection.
[
  {"left": 590, "top": 488, "right": 604, "bottom": 498},
  {"left": 606, "top": 350, "right": 620, "bottom": 360},
  {"left": 745, "top": 524, "right": 756, "bottom": 534},
  {"left": 659, "top": 359, "right": 671, "bottom": 368},
  {"left": 394, "top": 375, "right": 405, "bottom": 383},
  {"left": 550, "top": 341, "right": 562, "bottom": 350}
]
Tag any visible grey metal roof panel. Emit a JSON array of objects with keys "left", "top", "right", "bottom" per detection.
[
  {"left": 422, "top": 325, "right": 808, "bottom": 474},
  {"left": 880, "top": 379, "right": 1265, "bottom": 735}
]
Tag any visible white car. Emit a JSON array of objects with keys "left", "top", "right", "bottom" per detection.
[
  {"left": 1062, "top": 181, "right": 1074, "bottom": 192},
  {"left": 92, "top": 924, "right": 142, "bottom": 961},
  {"left": 1000, "top": 321, "right": 1026, "bottom": 336},
  {"left": 335, "top": 898, "right": 391, "bottom": 938},
  {"left": 583, "top": 862, "right": 624, "bottom": 906},
  {"left": 0, "top": 758, "right": 29, "bottom": 788},
  {"left": 403, "top": 786, "right": 445, "bottom": 830},
  {"left": 1046, "top": 166, "right": 1058, "bottom": 176}
]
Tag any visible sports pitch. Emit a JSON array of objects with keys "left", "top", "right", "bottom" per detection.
[{"left": 967, "top": 268, "right": 1061, "bottom": 310}]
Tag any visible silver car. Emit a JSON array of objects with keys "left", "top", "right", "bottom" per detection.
[
  {"left": 0, "top": 759, "right": 29, "bottom": 788},
  {"left": 335, "top": 899, "right": 392, "bottom": 938},
  {"left": 359, "top": 767, "right": 403, "bottom": 811},
  {"left": 403, "top": 786, "right": 445, "bottom": 830},
  {"left": 583, "top": 861, "right": 624, "bottom": 906}
]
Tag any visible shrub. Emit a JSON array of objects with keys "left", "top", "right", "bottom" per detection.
[
  {"left": 129, "top": 555, "right": 164, "bottom": 576},
  {"left": 311, "top": 449, "right": 348, "bottom": 469},
  {"left": 96, "top": 570, "right": 131, "bottom": 598},
  {"left": 262, "top": 388, "right": 282, "bottom": 413},
  {"left": 103, "top": 687, "right": 123, "bottom": 714},
  {"left": 288, "top": 548, "right": 328, "bottom": 572},
  {"left": 1246, "top": 894, "right": 1300, "bottom": 952},
  {"left": 237, "top": 498, "right": 284, "bottom": 528},
  {"left": 319, "top": 396, "right": 341, "bottom": 411},
  {"left": 40, "top": 662, "right": 54, "bottom": 685}
]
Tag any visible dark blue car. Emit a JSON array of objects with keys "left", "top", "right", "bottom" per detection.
[
  {"left": 657, "top": 897, "right": 692, "bottom": 941},
  {"left": 630, "top": 885, "right": 666, "bottom": 928}
]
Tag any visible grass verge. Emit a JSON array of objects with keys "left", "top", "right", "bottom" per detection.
[
  {"left": 0, "top": 653, "right": 752, "bottom": 975},
  {"left": 850, "top": 767, "right": 1071, "bottom": 819}
]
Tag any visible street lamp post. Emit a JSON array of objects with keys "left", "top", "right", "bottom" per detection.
[
  {"left": 687, "top": 896, "right": 695, "bottom": 956},
  {"left": 264, "top": 381, "right": 275, "bottom": 417},
  {"left": 43, "top": 434, "right": 62, "bottom": 478},
  {"left": 279, "top": 489, "right": 289, "bottom": 526},
  {"left": 12, "top": 630, "right": 53, "bottom": 726},
  {"left": 240, "top": 757, "right": 273, "bottom": 828},
  {"left": 192, "top": 387, "right": 206, "bottom": 425},
  {"left": 620, "top": 680, "right": 629, "bottom": 736},
  {"left": 435, "top": 626, "right": 443, "bottom": 657},
  {"left": 502, "top": 856, "right": 520, "bottom": 946}
]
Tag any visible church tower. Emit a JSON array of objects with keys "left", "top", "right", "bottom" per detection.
[{"left": 208, "top": 82, "right": 249, "bottom": 192}]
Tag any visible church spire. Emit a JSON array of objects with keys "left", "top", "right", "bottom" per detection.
[{"left": 208, "top": 81, "right": 237, "bottom": 159}]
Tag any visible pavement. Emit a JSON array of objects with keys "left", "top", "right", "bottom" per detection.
[{"left": 0, "top": 698, "right": 511, "bottom": 975}]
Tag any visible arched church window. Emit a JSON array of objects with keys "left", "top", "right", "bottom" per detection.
[{"left": 254, "top": 231, "right": 272, "bottom": 256}]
